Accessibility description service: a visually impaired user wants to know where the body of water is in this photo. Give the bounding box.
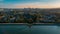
[0,24,60,34]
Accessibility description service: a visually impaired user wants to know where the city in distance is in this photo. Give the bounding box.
[0,8,60,24]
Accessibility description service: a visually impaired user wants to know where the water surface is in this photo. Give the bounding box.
[0,24,60,34]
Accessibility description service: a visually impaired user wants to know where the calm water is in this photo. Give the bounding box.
[0,24,60,34]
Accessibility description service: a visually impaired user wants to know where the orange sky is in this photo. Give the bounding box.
[16,4,60,8]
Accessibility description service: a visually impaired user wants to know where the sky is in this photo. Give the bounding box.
[0,0,60,8]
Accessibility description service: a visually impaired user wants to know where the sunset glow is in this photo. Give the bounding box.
[0,0,60,8]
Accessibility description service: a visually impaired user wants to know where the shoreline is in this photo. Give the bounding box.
[0,23,59,26]
[0,23,56,25]
[0,23,54,24]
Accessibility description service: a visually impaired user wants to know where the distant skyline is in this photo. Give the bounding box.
[0,0,60,8]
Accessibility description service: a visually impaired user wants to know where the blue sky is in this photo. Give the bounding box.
[2,0,55,4]
[0,0,60,8]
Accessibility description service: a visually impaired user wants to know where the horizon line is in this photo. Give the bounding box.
[1,7,60,9]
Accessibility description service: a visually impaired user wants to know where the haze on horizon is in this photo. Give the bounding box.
[0,0,60,8]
